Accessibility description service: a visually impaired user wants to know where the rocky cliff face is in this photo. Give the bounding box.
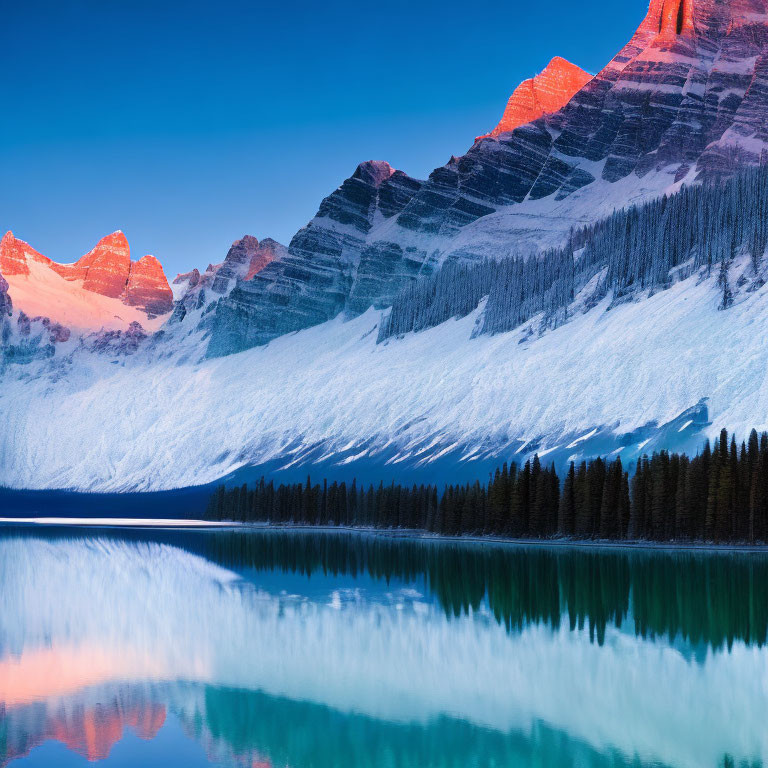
[76,231,132,298]
[203,0,768,356]
[211,235,262,295]
[124,255,176,315]
[0,232,48,276]
[480,57,592,139]
[0,273,11,317]
[206,161,420,356]
[0,231,174,321]
[169,235,283,327]
[525,0,768,188]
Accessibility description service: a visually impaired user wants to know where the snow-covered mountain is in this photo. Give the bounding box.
[1,230,173,326]
[4,0,768,493]
[204,0,768,356]
[0,231,174,364]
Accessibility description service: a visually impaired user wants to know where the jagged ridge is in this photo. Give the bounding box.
[202,0,768,356]
[0,230,174,318]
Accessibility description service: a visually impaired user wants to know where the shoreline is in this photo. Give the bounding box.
[229,523,768,553]
[0,517,227,528]
[3,517,768,553]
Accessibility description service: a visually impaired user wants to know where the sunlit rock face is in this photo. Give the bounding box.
[211,235,262,295]
[480,57,592,139]
[123,256,174,315]
[207,235,284,295]
[76,231,132,298]
[534,0,768,188]
[204,0,768,355]
[0,231,173,333]
[0,232,47,276]
[244,237,283,280]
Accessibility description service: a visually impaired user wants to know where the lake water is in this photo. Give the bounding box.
[1,526,767,768]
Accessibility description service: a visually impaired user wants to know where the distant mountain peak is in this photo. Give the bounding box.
[0,231,47,276]
[480,57,592,139]
[354,160,396,188]
[0,230,173,332]
[76,230,132,298]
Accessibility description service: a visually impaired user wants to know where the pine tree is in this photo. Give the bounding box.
[598,461,619,540]
[488,465,507,534]
[558,463,576,537]
[718,256,733,310]
[706,438,721,541]
[574,461,590,538]
[628,459,646,540]
[619,469,631,539]
[649,454,668,540]
[519,461,532,536]
[206,424,768,545]
[674,456,690,539]
[529,455,546,537]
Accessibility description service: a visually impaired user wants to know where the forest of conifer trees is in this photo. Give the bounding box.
[206,428,768,545]
[378,164,768,342]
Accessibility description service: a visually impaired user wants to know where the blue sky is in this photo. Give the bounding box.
[1,0,648,277]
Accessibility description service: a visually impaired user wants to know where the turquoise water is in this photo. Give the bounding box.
[1,527,767,767]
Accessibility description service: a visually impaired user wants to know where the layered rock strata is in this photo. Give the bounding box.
[204,0,768,356]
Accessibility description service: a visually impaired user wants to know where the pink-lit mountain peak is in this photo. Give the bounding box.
[483,57,592,138]
[1,230,132,281]
[0,230,174,327]
[480,0,768,143]
[634,0,768,42]
[0,231,47,277]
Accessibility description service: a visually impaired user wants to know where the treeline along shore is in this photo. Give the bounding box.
[206,429,768,545]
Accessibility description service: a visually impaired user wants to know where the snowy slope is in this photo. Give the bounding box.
[1,258,766,492]
[435,164,692,257]
[10,0,768,495]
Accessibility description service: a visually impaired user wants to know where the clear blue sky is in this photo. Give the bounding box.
[1,0,648,277]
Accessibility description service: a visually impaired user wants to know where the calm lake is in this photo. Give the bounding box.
[1,526,767,768]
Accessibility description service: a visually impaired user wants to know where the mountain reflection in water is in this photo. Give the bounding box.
[1,527,766,768]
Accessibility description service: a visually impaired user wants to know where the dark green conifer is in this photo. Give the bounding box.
[558,463,576,537]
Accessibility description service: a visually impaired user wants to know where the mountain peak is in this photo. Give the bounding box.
[124,254,173,315]
[354,160,396,188]
[1,231,47,276]
[234,234,260,251]
[79,231,132,298]
[0,231,173,329]
[101,230,128,246]
[481,57,592,139]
